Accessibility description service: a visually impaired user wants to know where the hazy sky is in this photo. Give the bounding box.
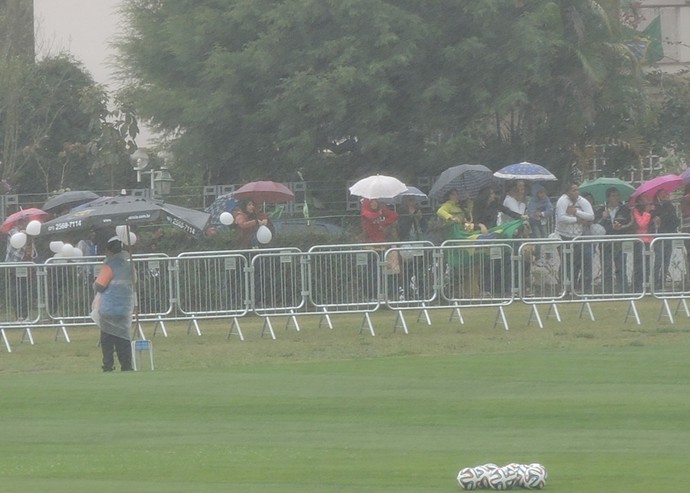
[33,0,154,144]
[34,0,123,89]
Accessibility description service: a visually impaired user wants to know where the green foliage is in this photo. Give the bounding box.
[116,1,652,187]
[643,70,690,170]
[134,223,350,256]
[0,54,140,194]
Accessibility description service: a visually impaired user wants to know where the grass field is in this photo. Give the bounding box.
[1,300,690,492]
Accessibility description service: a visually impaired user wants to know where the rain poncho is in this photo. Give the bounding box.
[96,251,134,340]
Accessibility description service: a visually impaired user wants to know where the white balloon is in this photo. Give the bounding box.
[72,248,84,257]
[61,243,75,257]
[10,232,27,249]
[122,232,137,246]
[219,211,234,225]
[26,220,42,236]
[256,225,272,244]
[49,241,64,253]
[116,226,130,243]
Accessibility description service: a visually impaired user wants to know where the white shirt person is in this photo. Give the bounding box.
[555,183,595,239]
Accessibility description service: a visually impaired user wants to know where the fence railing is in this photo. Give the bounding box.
[3,234,690,351]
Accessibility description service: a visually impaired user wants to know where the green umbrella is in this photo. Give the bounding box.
[579,177,635,205]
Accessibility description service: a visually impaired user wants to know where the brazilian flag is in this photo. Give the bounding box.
[625,15,663,65]
[447,219,526,268]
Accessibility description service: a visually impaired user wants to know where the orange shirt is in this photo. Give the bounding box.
[95,265,113,289]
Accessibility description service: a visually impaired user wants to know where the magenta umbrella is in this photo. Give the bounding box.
[1,208,49,234]
[233,181,295,203]
[681,167,690,184]
[630,174,684,203]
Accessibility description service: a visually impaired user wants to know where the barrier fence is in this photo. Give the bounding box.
[2,234,690,351]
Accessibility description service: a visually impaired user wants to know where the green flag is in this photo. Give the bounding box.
[641,15,663,64]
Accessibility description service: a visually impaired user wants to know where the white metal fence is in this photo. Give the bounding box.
[2,234,690,351]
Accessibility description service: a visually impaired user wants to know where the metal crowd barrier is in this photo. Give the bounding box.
[3,234,690,352]
[309,240,435,335]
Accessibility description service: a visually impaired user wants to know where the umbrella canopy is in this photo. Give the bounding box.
[1,208,49,234]
[348,174,407,199]
[429,164,493,200]
[494,161,557,181]
[579,177,635,204]
[42,190,100,213]
[233,181,294,203]
[630,174,684,203]
[71,196,113,211]
[380,186,428,204]
[41,195,211,237]
[204,193,240,225]
[680,167,690,184]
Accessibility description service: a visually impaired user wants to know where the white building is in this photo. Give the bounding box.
[637,0,690,73]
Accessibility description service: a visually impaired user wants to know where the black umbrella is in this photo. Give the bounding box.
[42,190,100,213]
[41,195,211,237]
[429,164,494,200]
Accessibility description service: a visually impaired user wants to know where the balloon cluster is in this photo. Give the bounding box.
[115,225,137,246]
[9,220,42,249]
[456,463,547,490]
[49,241,83,258]
[217,211,272,244]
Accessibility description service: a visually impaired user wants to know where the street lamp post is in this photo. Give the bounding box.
[130,149,175,199]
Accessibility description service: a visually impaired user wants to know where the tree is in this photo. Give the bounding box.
[116,0,650,187]
[0,53,140,194]
[642,70,690,172]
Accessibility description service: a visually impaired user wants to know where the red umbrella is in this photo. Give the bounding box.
[233,181,295,203]
[630,174,683,203]
[1,208,49,234]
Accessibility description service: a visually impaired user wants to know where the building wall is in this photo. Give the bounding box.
[638,0,690,72]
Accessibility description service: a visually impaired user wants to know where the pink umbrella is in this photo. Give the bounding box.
[630,174,684,203]
[681,167,690,184]
[1,208,49,234]
[233,181,295,203]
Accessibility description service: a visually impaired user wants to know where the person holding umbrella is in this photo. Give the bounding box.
[593,187,634,292]
[632,195,654,292]
[500,180,528,225]
[93,237,135,372]
[4,218,36,320]
[651,189,680,289]
[436,190,473,231]
[526,184,553,240]
[234,199,273,248]
[360,198,399,243]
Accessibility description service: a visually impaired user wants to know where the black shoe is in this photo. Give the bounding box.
[102,367,114,372]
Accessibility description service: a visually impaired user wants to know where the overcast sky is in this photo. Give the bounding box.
[33,0,154,144]
[34,0,122,88]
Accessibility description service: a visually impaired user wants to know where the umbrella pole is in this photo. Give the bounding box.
[125,224,143,340]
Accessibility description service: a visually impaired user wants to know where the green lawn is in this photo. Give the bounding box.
[1,301,690,492]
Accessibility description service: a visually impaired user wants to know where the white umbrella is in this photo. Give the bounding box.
[380,186,428,204]
[348,174,407,199]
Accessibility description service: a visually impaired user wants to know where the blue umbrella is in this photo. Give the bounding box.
[205,193,240,225]
[494,161,557,181]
